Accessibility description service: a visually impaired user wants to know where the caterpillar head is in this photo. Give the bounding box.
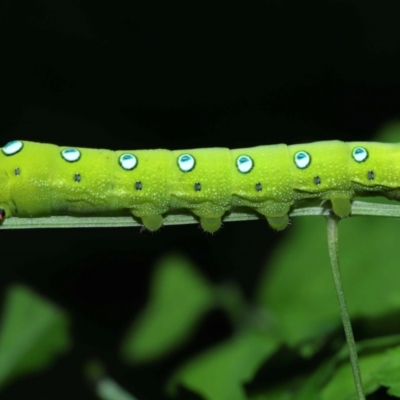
[0,140,23,220]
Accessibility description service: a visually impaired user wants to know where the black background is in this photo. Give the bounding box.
[1,1,400,399]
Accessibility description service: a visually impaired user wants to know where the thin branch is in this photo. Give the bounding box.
[326,214,365,400]
[1,200,400,229]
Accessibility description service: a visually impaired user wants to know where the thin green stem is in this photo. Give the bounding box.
[2,200,400,229]
[326,214,365,400]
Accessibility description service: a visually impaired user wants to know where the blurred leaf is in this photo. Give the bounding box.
[168,330,279,400]
[120,254,215,363]
[249,394,276,400]
[255,216,339,347]
[261,381,319,400]
[255,337,400,400]
[256,214,400,347]
[256,123,400,349]
[0,284,70,391]
[322,342,400,399]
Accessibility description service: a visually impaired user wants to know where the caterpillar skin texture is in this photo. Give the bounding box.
[1,140,400,232]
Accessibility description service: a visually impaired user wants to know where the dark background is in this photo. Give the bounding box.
[1,1,400,399]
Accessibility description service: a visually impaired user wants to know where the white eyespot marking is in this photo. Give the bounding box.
[236,155,253,173]
[352,147,368,163]
[2,140,23,156]
[294,151,311,169]
[119,153,137,170]
[61,148,81,162]
[178,154,195,172]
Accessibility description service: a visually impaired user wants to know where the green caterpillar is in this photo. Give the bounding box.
[0,140,398,232]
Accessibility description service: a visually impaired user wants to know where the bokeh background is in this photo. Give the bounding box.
[1,2,400,399]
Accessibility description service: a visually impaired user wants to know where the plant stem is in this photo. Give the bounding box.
[326,214,365,400]
[3,200,400,230]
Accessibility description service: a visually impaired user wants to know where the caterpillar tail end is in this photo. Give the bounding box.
[140,214,164,231]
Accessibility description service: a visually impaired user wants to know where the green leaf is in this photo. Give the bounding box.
[0,284,70,391]
[167,330,279,400]
[259,213,400,347]
[256,124,400,350]
[255,216,339,347]
[255,337,400,400]
[120,254,215,363]
[322,343,400,399]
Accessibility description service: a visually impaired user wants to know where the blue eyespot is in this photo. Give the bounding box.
[236,155,253,173]
[2,140,23,156]
[178,154,195,172]
[294,151,311,169]
[119,153,137,170]
[61,148,81,162]
[352,147,368,163]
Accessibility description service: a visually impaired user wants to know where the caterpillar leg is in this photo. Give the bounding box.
[200,217,222,233]
[266,215,289,230]
[259,204,291,230]
[330,197,352,218]
[140,214,164,231]
[0,208,7,224]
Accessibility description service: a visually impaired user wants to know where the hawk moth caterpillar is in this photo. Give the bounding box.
[1,140,398,232]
